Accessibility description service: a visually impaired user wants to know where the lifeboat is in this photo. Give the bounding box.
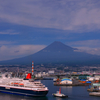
[14,83,18,84]
[19,83,24,86]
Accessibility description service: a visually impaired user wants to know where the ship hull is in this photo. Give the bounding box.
[0,86,48,96]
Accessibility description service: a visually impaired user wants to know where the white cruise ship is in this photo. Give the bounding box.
[0,73,48,96]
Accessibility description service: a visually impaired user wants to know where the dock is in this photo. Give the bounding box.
[54,82,90,86]
[54,79,91,86]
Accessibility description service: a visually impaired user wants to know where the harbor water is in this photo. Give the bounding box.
[0,80,100,100]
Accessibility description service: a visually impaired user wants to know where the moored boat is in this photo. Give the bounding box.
[52,88,68,98]
[89,92,100,96]
[87,83,100,92]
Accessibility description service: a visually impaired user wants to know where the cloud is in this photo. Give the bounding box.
[0,0,100,33]
[68,40,100,48]
[67,40,100,55]
[0,30,19,35]
[0,41,15,45]
[74,47,100,55]
[0,44,46,61]
[71,8,100,32]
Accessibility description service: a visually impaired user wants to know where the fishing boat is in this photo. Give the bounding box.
[52,88,68,98]
[87,83,100,92]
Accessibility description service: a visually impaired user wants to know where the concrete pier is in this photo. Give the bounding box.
[54,79,91,86]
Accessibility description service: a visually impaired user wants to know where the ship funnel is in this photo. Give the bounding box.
[26,73,31,79]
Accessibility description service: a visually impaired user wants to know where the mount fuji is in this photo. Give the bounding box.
[0,41,100,65]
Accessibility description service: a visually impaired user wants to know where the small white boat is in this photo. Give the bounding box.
[52,88,68,98]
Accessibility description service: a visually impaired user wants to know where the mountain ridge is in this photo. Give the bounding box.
[0,41,100,65]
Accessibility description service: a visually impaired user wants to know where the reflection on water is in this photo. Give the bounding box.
[61,86,72,89]
[61,86,72,94]
[54,97,63,100]
[52,96,68,100]
[0,92,48,100]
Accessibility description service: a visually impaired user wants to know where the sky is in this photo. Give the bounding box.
[0,0,100,61]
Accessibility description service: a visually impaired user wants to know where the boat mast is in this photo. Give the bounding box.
[59,88,61,94]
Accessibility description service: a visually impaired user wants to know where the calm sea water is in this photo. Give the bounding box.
[0,80,100,100]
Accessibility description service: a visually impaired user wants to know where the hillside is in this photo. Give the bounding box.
[0,41,100,65]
